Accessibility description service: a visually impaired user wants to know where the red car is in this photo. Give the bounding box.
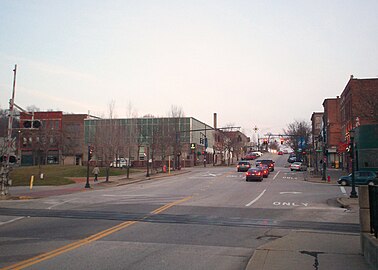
[259,164,270,178]
[277,151,283,155]
[243,153,257,160]
[246,168,263,182]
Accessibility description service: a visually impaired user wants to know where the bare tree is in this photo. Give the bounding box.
[221,123,241,165]
[167,105,185,169]
[93,101,122,182]
[168,105,185,118]
[283,120,311,154]
[126,101,138,118]
[26,105,40,112]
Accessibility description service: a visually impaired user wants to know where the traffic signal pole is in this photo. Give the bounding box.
[1,65,17,197]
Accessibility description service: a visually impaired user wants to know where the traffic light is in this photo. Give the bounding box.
[280,138,284,145]
[0,155,17,164]
[23,120,42,129]
[89,147,94,160]
[199,138,203,144]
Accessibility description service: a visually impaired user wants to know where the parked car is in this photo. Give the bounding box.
[256,159,275,171]
[242,153,257,160]
[259,164,270,178]
[237,161,251,172]
[287,156,303,163]
[252,151,263,157]
[110,158,130,168]
[290,162,307,171]
[337,171,378,186]
[246,168,264,182]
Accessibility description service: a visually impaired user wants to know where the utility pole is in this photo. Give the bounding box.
[1,65,17,196]
[253,126,259,151]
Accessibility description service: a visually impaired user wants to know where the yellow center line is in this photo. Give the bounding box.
[150,196,192,215]
[2,196,192,270]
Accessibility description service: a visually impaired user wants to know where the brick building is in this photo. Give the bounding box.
[61,114,90,165]
[340,76,378,172]
[340,76,378,138]
[322,98,342,168]
[20,111,90,166]
[20,111,63,165]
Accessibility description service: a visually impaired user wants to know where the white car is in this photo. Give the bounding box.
[290,162,307,171]
[110,158,130,168]
[252,151,263,157]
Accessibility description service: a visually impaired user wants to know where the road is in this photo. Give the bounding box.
[0,153,358,270]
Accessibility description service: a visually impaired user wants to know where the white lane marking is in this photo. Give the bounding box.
[246,189,266,207]
[340,186,347,195]
[47,198,76,210]
[273,170,280,180]
[273,202,309,207]
[0,216,24,226]
[209,173,217,177]
[102,194,147,197]
[280,192,302,194]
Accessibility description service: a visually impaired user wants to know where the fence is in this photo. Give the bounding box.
[369,185,378,238]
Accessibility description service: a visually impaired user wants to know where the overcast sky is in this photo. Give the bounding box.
[1,0,377,138]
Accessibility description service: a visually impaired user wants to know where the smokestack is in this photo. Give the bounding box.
[213,113,217,129]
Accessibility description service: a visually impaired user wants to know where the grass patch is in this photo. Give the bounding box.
[9,165,141,186]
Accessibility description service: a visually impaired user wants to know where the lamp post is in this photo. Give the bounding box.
[85,145,91,188]
[146,147,150,177]
[349,129,358,198]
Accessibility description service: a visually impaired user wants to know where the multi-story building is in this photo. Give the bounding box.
[20,111,63,165]
[340,76,378,172]
[340,76,378,137]
[20,111,91,166]
[84,116,249,168]
[61,114,90,166]
[84,117,215,168]
[322,98,342,168]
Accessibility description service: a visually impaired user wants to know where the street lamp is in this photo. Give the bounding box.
[349,129,358,198]
[85,145,91,189]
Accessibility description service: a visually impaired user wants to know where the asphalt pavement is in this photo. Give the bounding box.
[1,165,373,269]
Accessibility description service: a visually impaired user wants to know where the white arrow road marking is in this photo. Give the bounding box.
[0,217,24,226]
[209,173,217,177]
[246,189,266,207]
[340,186,347,195]
[280,192,302,194]
[47,198,76,210]
[273,170,280,180]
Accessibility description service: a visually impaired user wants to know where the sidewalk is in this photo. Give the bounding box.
[246,176,373,270]
[304,168,345,184]
[246,230,372,270]
[3,168,191,200]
